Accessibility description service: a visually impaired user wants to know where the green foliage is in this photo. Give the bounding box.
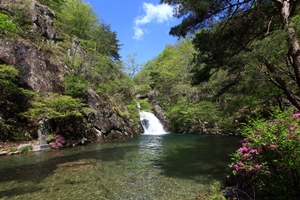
[209,181,226,200]
[11,4,31,36]
[0,64,19,92]
[0,65,36,142]
[47,134,55,143]
[162,0,300,110]
[23,93,86,119]
[56,0,97,40]
[124,52,143,79]
[135,38,231,132]
[0,13,17,38]
[0,0,138,143]
[19,145,33,153]
[230,109,300,199]
[0,122,12,142]
[137,99,151,112]
[133,60,154,85]
[55,0,121,60]
[37,0,65,11]
[125,101,140,133]
[135,84,151,97]
[0,64,35,103]
[63,75,88,98]
[167,100,221,132]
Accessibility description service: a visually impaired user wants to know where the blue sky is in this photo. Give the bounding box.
[86,0,181,66]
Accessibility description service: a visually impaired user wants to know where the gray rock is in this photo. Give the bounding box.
[0,151,8,156]
[17,144,32,151]
[32,144,50,151]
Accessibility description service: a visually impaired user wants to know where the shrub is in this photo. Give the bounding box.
[48,134,65,149]
[23,93,86,119]
[230,109,300,199]
[137,99,151,112]
[63,75,88,99]
[0,13,17,38]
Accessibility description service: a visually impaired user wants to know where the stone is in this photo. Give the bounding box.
[8,151,20,155]
[17,144,32,151]
[0,151,8,156]
[32,144,50,151]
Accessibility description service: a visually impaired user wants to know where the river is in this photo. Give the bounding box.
[0,133,241,200]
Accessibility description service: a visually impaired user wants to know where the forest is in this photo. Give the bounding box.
[1,0,300,199]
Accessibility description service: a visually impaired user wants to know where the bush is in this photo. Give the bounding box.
[0,13,17,38]
[63,75,88,98]
[137,99,151,112]
[23,93,86,119]
[230,109,300,199]
[47,134,65,148]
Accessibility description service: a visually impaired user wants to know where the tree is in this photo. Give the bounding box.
[124,52,143,79]
[36,0,65,11]
[161,0,300,110]
[56,0,121,61]
[23,93,86,119]
[56,0,97,40]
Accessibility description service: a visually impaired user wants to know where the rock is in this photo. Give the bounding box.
[8,151,20,155]
[0,39,63,93]
[0,0,64,93]
[0,151,8,156]
[32,144,50,151]
[0,0,59,41]
[17,144,32,151]
[0,0,137,145]
[84,88,136,142]
[151,104,169,131]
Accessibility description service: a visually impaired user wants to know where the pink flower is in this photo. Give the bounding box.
[292,113,300,118]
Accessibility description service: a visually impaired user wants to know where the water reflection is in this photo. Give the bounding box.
[138,135,163,154]
[155,135,241,184]
[138,135,165,168]
[0,134,241,199]
[0,145,134,183]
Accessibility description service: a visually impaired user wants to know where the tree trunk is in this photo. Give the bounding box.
[270,0,300,110]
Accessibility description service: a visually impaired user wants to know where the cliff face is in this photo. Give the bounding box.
[0,0,62,92]
[0,0,137,144]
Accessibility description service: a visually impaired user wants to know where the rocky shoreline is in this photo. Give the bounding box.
[0,140,39,156]
[0,131,241,157]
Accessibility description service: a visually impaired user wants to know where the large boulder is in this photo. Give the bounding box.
[85,88,136,142]
[0,38,63,92]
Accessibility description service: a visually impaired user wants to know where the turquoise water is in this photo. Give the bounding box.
[0,134,241,200]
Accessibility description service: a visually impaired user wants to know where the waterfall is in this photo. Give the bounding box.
[140,111,167,135]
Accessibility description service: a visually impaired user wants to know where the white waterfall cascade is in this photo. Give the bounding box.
[140,111,168,135]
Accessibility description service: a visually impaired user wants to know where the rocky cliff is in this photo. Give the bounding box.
[0,0,138,145]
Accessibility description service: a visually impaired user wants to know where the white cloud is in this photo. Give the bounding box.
[133,27,144,40]
[133,2,173,40]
